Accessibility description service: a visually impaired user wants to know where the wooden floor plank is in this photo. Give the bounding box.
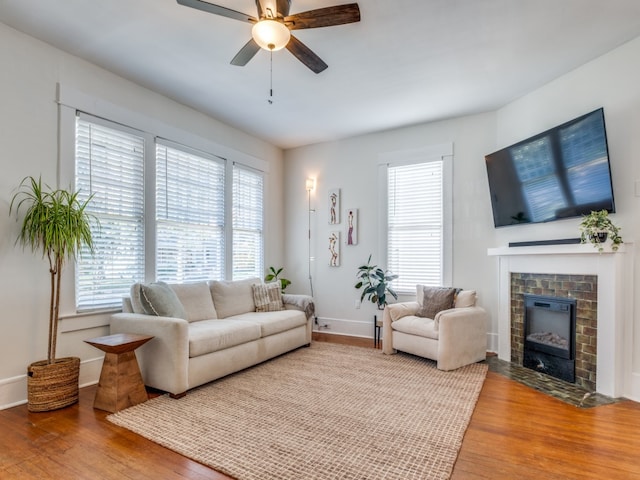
[2,337,640,479]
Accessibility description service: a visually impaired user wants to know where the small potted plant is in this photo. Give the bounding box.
[264,266,291,292]
[354,255,398,309]
[10,176,96,411]
[579,209,623,252]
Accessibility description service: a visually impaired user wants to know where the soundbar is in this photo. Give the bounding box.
[508,238,581,248]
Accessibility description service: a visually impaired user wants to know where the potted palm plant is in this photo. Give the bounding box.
[10,176,96,412]
[354,254,398,309]
[579,209,623,252]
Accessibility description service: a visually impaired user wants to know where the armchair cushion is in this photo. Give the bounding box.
[391,316,439,340]
[417,286,457,319]
[454,290,477,308]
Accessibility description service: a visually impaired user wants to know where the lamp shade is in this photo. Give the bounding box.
[252,20,291,51]
[305,178,316,191]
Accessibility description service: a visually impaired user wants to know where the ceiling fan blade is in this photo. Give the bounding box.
[286,35,328,74]
[276,0,291,17]
[177,0,256,23]
[285,3,360,30]
[255,0,265,18]
[230,38,261,66]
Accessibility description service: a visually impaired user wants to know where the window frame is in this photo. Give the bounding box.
[378,144,453,296]
[58,84,268,315]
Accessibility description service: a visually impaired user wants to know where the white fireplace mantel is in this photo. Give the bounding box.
[488,242,634,398]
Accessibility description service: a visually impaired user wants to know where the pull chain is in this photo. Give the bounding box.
[268,48,274,104]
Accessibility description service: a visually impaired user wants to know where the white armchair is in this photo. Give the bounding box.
[382,288,488,370]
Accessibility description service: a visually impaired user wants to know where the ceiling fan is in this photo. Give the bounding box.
[177,0,361,73]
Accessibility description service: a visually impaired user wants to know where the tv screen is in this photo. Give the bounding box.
[485,108,615,228]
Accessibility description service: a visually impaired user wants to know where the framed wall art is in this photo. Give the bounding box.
[345,208,358,245]
[328,188,340,225]
[329,231,340,267]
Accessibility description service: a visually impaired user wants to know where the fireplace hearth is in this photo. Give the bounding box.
[523,294,576,383]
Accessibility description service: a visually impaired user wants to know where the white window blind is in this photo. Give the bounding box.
[387,160,443,293]
[232,164,264,280]
[75,116,145,310]
[156,142,226,283]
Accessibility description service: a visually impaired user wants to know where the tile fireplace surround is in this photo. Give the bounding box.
[488,243,634,399]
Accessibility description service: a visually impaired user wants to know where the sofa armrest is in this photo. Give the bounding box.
[110,313,190,396]
[382,301,420,354]
[282,293,315,320]
[435,306,488,371]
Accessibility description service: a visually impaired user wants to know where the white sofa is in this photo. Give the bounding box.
[110,278,314,397]
[382,287,487,370]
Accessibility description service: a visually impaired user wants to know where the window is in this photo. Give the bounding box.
[381,144,452,295]
[75,115,145,311]
[156,142,226,283]
[74,115,265,311]
[232,164,264,280]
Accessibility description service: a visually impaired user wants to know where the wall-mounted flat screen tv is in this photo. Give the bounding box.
[485,108,615,228]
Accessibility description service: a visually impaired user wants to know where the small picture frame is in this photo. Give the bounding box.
[329,231,340,267]
[328,188,340,225]
[345,208,358,245]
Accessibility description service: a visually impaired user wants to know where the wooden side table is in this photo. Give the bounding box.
[85,333,154,413]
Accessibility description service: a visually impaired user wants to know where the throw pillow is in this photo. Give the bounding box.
[252,282,284,312]
[417,286,457,319]
[139,281,187,319]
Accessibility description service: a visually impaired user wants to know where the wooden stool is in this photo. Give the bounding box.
[85,333,154,413]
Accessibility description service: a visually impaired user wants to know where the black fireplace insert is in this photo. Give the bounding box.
[522,294,576,383]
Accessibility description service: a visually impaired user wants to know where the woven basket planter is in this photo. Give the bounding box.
[27,356,80,412]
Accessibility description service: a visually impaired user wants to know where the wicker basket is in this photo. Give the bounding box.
[27,356,80,412]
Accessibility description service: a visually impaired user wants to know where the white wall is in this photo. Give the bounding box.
[0,23,284,408]
[284,34,640,399]
[283,113,497,338]
[493,35,640,398]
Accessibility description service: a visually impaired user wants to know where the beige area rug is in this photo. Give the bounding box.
[108,342,487,480]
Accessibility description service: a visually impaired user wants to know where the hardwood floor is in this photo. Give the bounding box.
[2,335,639,479]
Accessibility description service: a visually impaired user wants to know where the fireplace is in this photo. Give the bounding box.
[489,243,634,400]
[523,294,576,383]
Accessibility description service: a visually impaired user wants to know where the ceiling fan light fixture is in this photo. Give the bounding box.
[252,19,291,51]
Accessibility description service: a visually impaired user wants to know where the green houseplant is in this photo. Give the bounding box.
[10,176,96,411]
[579,209,623,252]
[264,266,291,292]
[354,254,398,309]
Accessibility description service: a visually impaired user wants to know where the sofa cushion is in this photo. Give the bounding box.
[252,282,284,312]
[417,286,457,319]
[391,315,439,340]
[137,281,187,319]
[209,277,259,318]
[228,310,307,337]
[170,282,217,322]
[188,320,261,357]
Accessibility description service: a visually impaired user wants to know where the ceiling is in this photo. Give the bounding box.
[2,0,640,150]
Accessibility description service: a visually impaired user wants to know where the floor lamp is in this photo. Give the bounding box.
[305,178,316,297]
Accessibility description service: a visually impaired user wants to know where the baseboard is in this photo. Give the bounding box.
[628,372,640,403]
[0,356,103,410]
[312,316,376,338]
[486,332,499,354]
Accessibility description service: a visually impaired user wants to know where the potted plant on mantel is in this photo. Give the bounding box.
[578,209,623,253]
[354,254,398,309]
[10,176,96,412]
